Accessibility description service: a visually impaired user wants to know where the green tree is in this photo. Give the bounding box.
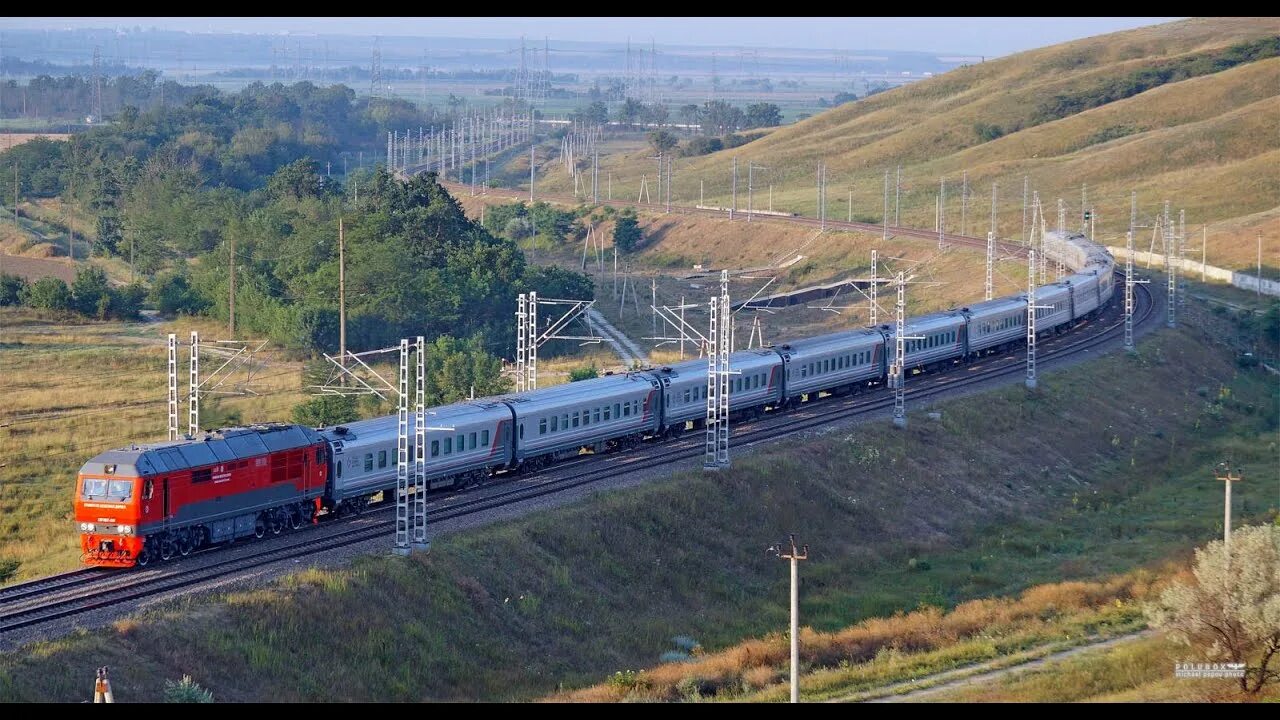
[291,395,359,428]
[266,158,326,201]
[1148,525,1280,694]
[21,276,72,312]
[0,273,28,306]
[613,210,643,254]
[744,103,782,128]
[164,675,214,703]
[149,272,210,317]
[421,335,510,406]
[71,266,111,318]
[648,130,678,155]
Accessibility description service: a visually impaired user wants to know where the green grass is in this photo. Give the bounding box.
[0,301,1275,701]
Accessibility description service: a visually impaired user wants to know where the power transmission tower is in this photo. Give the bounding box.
[704,271,731,469]
[869,249,879,326]
[167,334,179,441]
[1164,200,1176,328]
[188,331,200,437]
[890,273,921,428]
[1026,249,1052,390]
[90,46,103,122]
[369,39,383,98]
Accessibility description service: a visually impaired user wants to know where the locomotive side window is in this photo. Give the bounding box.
[143,478,154,500]
[316,448,323,464]
[336,462,343,478]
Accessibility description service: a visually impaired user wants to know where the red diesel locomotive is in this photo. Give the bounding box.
[75,424,327,567]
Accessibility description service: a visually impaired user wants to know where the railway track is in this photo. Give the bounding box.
[0,278,1155,639]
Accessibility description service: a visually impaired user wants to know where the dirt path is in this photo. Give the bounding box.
[837,631,1152,703]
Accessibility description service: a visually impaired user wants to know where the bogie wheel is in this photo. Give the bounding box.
[178,530,194,557]
[135,542,151,567]
[269,511,284,535]
[159,537,175,561]
[254,516,267,539]
[289,506,305,531]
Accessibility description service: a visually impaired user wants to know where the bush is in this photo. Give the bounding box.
[569,365,599,382]
[973,122,1005,143]
[0,273,27,306]
[21,276,72,311]
[109,283,147,320]
[164,674,214,703]
[679,136,723,157]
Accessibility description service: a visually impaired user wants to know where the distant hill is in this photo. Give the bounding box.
[669,18,1279,271]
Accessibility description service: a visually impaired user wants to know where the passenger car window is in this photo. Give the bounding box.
[432,440,440,457]
[481,430,490,446]
[378,450,387,468]
[364,453,373,472]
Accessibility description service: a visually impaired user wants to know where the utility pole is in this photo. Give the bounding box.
[937,177,945,248]
[228,233,236,337]
[529,142,535,203]
[895,164,901,226]
[1258,233,1263,297]
[960,170,968,236]
[772,535,809,704]
[1214,462,1244,550]
[730,156,737,220]
[1021,175,1028,243]
[338,218,347,378]
[882,169,889,241]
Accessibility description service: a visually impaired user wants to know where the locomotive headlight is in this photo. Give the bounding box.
[79,522,96,532]
[118,525,134,536]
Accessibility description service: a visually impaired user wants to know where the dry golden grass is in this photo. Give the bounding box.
[549,571,1166,702]
[0,311,307,580]
[527,19,1279,274]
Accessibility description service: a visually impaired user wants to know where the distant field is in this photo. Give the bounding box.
[0,133,71,150]
[0,254,75,284]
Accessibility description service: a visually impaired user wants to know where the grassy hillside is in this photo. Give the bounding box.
[534,19,1279,275]
[1,290,1274,700]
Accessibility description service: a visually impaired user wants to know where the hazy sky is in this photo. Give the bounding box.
[2,17,1181,56]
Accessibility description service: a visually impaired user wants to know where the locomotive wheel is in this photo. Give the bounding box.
[254,516,267,539]
[289,506,305,530]
[269,511,284,535]
[135,543,151,567]
[178,530,194,557]
[159,538,175,561]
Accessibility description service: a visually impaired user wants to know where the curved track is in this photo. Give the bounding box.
[0,278,1155,639]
